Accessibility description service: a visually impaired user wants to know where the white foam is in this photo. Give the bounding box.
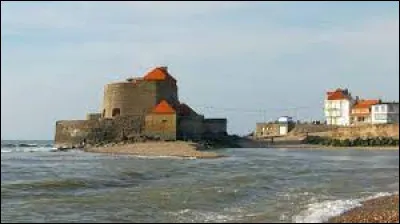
[1,147,55,153]
[131,155,197,160]
[168,209,235,223]
[292,192,396,223]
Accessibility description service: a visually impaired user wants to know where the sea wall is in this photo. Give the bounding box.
[54,116,143,149]
[330,124,399,139]
[288,124,335,135]
[54,120,102,149]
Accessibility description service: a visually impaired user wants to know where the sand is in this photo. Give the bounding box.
[84,141,223,159]
[329,195,399,223]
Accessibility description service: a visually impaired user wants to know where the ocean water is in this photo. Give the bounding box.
[1,140,399,223]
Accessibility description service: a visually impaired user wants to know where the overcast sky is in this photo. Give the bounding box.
[1,1,399,140]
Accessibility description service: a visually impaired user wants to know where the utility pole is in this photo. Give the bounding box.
[262,109,266,123]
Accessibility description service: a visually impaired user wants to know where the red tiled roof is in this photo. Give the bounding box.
[152,100,176,114]
[327,89,350,100]
[352,99,380,109]
[143,67,177,82]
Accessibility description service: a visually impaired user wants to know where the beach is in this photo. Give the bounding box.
[84,141,223,159]
[329,194,399,223]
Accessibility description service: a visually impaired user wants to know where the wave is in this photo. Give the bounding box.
[292,192,396,223]
[1,147,56,153]
[1,141,55,153]
[2,171,154,192]
[131,155,197,160]
[1,143,43,148]
[167,209,237,223]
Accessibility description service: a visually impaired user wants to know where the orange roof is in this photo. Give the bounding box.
[352,99,380,109]
[151,100,176,114]
[143,67,177,82]
[327,89,350,100]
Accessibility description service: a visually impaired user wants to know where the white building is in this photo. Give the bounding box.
[277,116,293,135]
[278,116,293,123]
[371,102,399,124]
[324,88,354,126]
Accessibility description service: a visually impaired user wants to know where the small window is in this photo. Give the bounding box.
[112,108,121,117]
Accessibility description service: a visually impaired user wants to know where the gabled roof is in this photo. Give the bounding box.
[177,103,198,116]
[352,99,380,109]
[151,100,176,114]
[326,89,351,100]
[143,67,177,82]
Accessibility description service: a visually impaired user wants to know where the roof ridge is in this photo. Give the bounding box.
[151,100,176,114]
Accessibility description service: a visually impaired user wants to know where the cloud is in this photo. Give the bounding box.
[1,2,399,139]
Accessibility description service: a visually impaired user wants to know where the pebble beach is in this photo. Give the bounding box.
[329,195,399,223]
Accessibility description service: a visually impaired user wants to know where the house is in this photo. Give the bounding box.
[324,88,354,126]
[371,102,399,124]
[350,99,380,125]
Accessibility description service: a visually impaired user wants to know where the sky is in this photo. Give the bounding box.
[1,1,399,140]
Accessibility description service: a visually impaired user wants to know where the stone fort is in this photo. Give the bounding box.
[55,66,227,148]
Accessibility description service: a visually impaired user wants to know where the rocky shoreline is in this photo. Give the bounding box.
[328,195,399,223]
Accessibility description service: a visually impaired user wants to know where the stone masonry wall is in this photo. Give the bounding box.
[288,124,336,136]
[54,120,102,149]
[178,116,204,140]
[144,114,177,140]
[102,81,157,118]
[330,124,399,139]
[54,116,144,149]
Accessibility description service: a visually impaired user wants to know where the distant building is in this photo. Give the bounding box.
[350,99,380,125]
[277,116,294,135]
[255,116,295,138]
[371,102,399,124]
[324,88,354,126]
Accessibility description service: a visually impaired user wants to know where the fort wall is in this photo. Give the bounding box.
[203,119,227,138]
[144,114,177,140]
[102,81,158,118]
[54,116,144,149]
[178,115,205,140]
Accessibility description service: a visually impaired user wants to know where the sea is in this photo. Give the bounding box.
[1,140,399,223]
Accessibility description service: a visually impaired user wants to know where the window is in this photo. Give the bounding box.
[112,108,121,117]
[375,114,387,120]
[102,109,106,117]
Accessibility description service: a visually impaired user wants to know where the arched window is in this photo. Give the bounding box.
[112,108,121,117]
